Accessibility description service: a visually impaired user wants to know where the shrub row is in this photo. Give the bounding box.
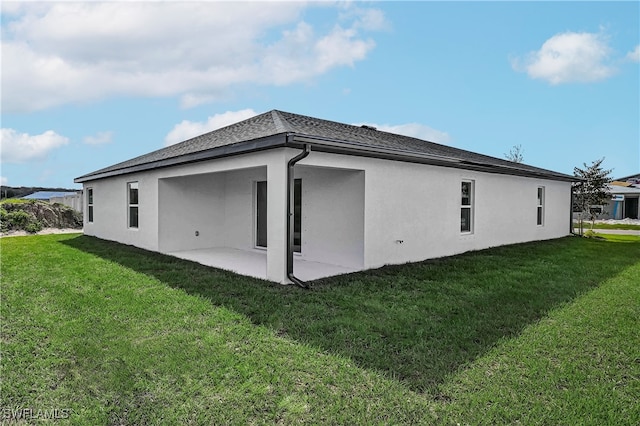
[0,207,43,233]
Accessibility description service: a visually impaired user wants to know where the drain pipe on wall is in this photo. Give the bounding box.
[287,144,311,288]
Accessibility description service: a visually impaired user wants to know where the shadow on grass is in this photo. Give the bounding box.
[62,236,640,394]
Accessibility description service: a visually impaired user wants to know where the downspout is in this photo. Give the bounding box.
[287,144,311,288]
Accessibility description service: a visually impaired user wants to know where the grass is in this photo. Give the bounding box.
[573,221,640,231]
[437,259,640,424]
[0,198,34,205]
[593,233,640,243]
[2,234,639,424]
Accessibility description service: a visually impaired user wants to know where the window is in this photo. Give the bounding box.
[256,181,268,248]
[255,179,302,252]
[128,182,139,228]
[461,180,474,233]
[537,187,545,226]
[86,188,94,223]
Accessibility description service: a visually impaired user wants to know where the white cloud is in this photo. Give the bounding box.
[0,128,70,163]
[352,8,388,32]
[1,176,8,185]
[165,111,452,147]
[83,131,113,145]
[512,31,615,84]
[164,109,258,146]
[180,94,219,110]
[357,122,451,145]
[2,2,385,112]
[626,45,640,62]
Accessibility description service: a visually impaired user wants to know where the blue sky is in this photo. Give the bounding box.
[1,1,638,189]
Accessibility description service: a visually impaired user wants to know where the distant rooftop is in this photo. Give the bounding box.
[608,185,640,194]
[22,191,78,200]
[616,172,640,183]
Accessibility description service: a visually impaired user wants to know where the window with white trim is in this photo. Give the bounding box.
[461,180,474,233]
[537,186,545,226]
[86,188,93,222]
[87,188,94,223]
[128,182,139,228]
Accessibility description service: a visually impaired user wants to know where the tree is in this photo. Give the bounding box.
[504,144,524,163]
[572,158,612,233]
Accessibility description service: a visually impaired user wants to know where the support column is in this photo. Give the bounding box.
[266,150,289,284]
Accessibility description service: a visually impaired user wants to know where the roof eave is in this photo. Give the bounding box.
[289,134,576,182]
[75,131,576,184]
[74,134,288,183]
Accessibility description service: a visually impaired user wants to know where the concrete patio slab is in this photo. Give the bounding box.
[166,247,359,282]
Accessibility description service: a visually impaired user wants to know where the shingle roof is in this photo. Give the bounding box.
[616,172,640,182]
[608,184,640,194]
[76,110,574,182]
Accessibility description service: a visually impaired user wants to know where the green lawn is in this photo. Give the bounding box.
[573,221,640,231]
[594,233,640,243]
[2,234,639,424]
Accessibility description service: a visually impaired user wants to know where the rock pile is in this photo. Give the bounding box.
[1,200,83,233]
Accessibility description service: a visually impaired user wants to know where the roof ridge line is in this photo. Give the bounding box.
[271,110,290,133]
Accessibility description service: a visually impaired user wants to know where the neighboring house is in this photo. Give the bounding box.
[22,191,83,212]
[601,174,640,220]
[75,110,575,284]
[616,173,640,185]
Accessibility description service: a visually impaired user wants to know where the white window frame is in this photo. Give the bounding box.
[537,186,545,226]
[127,181,139,229]
[86,187,94,223]
[461,180,474,234]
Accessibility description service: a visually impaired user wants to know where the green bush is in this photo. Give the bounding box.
[583,230,604,239]
[2,209,42,233]
[24,220,43,233]
[7,210,31,228]
[0,208,8,231]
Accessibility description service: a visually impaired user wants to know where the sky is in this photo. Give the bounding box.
[1,1,639,189]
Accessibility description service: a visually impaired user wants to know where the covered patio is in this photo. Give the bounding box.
[166,247,360,281]
[157,159,365,283]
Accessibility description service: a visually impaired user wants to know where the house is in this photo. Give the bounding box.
[75,110,575,285]
[22,191,77,200]
[22,191,83,212]
[601,174,640,220]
